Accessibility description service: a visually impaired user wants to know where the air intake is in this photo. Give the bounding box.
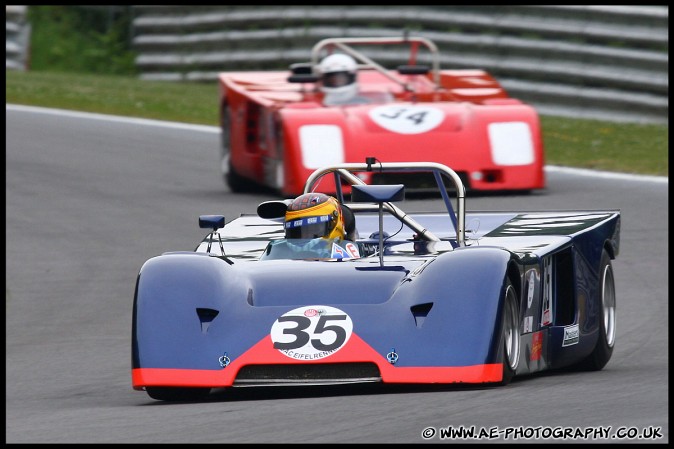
[234,363,381,387]
[196,308,219,333]
[410,302,433,328]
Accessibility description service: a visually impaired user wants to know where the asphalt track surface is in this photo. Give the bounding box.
[6,105,668,444]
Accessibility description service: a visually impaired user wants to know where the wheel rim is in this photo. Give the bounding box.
[602,264,616,347]
[504,284,520,370]
[220,108,231,176]
[221,153,230,176]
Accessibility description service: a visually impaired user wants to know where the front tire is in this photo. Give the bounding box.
[146,387,211,402]
[220,105,258,193]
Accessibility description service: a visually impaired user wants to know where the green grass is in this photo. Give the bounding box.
[6,70,218,126]
[6,69,668,177]
[540,116,668,177]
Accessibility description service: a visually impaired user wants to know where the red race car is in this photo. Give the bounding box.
[218,36,545,196]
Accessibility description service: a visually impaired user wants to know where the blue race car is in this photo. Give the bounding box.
[132,161,619,401]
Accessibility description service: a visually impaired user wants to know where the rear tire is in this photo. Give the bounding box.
[576,249,616,371]
[146,387,211,402]
[500,278,520,385]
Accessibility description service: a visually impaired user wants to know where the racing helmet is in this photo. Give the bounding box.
[285,193,345,240]
[318,53,358,103]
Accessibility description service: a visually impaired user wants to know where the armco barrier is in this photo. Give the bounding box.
[130,5,668,124]
[5,5,30,71]
[6,6,668,124]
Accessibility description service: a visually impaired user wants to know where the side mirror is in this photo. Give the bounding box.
[397,65,430,76]
[289,62,313,75]
[288,63,319,83]
[199,215,225,230]
[198,215,231,263]
[257,200,292,219]
[287,74,319,84]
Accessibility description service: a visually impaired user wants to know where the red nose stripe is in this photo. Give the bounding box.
[133,333,503,388]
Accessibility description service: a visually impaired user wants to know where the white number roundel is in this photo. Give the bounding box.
[368,105,444,134]
[271,305,353,360]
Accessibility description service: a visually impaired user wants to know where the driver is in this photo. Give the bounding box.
[319,53,370,106]
[262,193,361,260]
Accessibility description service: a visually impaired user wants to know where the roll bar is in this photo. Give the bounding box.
[310,36,441,90]
[303,162,466,247]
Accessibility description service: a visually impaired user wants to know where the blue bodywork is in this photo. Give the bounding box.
[132,163,620,395]
[133,210,619,375]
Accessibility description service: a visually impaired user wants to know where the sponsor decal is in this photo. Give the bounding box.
[541,257,553,326]
[562,324,580,347]
[271,305,353,360]
[345,242,360,258]
[368,105,444,134]
[527,271,535,309]
[331,242,360,259]
[285,215,331,229]
[523,316,533,333]
[531,331,542,361]
[331,242,346,259]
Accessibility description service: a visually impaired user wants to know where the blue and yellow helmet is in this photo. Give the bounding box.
[284,193,345,240]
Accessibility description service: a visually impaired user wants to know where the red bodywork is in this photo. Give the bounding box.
[218,43,545,196]
[133,332,502,389]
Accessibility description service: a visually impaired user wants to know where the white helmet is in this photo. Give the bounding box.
[318,53,358,104]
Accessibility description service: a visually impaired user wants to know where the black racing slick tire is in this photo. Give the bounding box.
[146,387,211,402]
[500,278,520,385]
[220,105,257,193]
[576,249,616,371]
[219,105,232,187]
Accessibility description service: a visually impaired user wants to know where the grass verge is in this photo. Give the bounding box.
[6,69,668,177]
